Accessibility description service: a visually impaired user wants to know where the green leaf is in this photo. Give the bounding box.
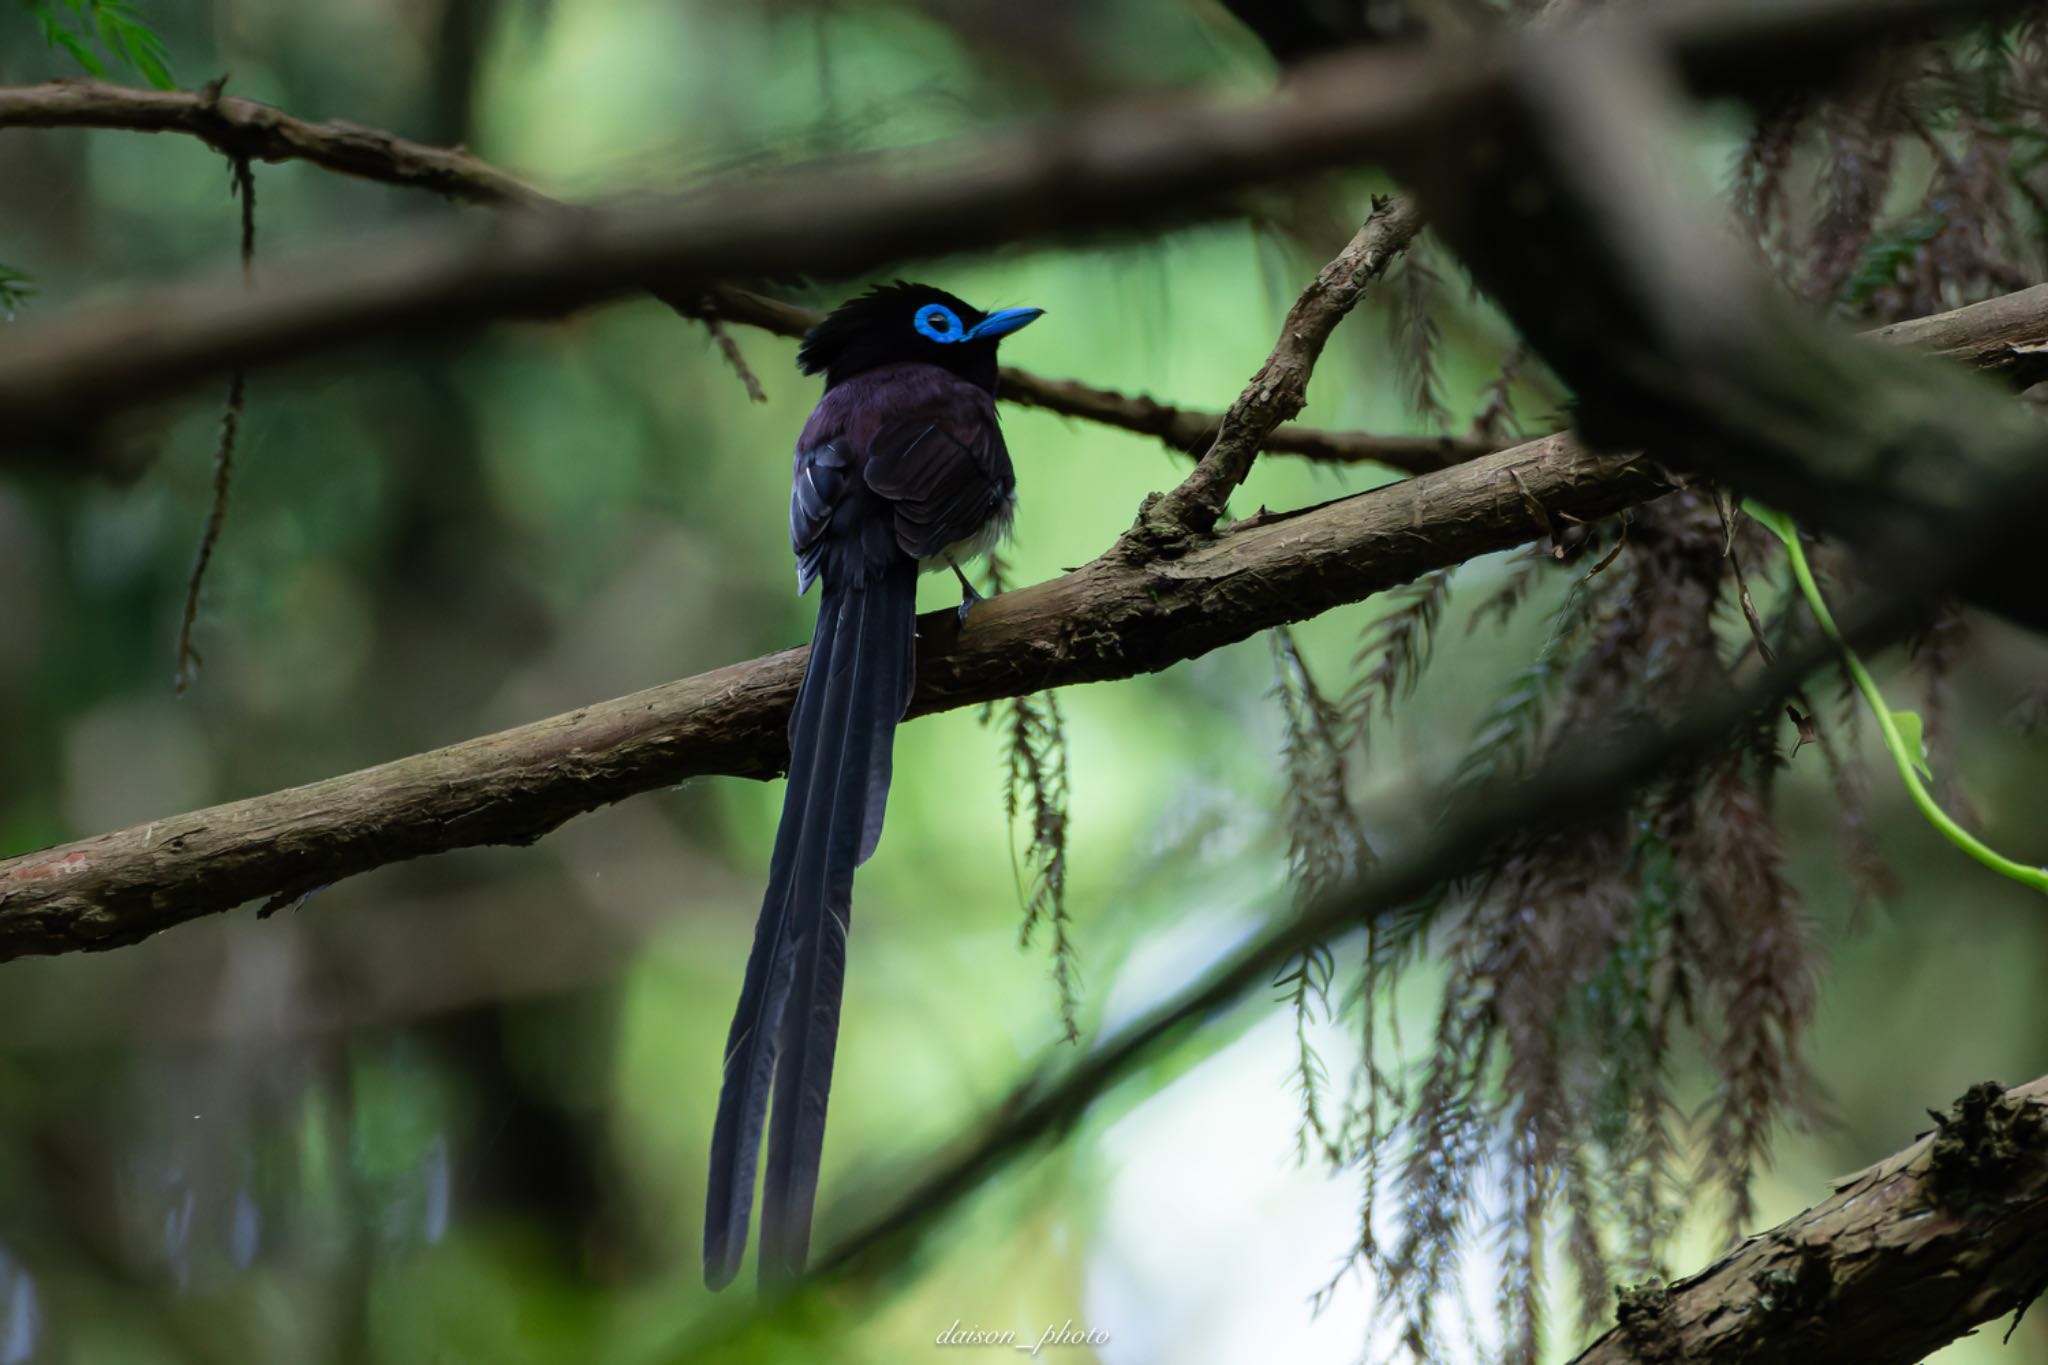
[108,18,174,88]
[1890,709,1934,781]
[0,264,34,320]
[133,47,173,89]
[46,24,108,75]
[21,0,176,87]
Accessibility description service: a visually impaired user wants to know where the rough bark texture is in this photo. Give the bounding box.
[1873,281,2048,386]
[0,434,1659,959]
[1572,1078,2048,1365]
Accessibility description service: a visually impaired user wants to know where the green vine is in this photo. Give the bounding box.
[1746,501,2048,896]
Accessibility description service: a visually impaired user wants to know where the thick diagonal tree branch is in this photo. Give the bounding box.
[0,0,2023,455]
[804,1016,2048,1365]
[1,0,2038,964]
[5,263,2047,960]
[798,628,1884,1295]
[0,433,1666,960]
[0,79,1463,475]
[681,504,2048,1360]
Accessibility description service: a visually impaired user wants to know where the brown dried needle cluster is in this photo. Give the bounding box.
[1737,18,2048,321]
[1272,497,1842,1362]
[981,554,1082,1043]
[1251,97,2048,1346]
[1249,19,2048,1356]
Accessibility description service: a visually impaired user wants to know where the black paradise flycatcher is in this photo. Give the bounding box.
[703,282,1043,1291]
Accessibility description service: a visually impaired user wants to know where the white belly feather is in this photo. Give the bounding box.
[919,496,1015,574]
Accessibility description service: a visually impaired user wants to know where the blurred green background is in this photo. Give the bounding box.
[2,2,2046,1361]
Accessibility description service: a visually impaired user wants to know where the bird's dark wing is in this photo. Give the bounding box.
[862,403,1015,561]
[788,437,847,586]
[790,438,893,597]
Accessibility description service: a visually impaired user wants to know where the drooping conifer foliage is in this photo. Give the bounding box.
[1242,6,2048,1361]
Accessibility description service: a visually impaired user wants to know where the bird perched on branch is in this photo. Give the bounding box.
[703,282,1043,1291]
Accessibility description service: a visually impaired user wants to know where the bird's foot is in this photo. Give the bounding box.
[947,555,985,622]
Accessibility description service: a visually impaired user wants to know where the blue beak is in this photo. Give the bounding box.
[967,306,1044,341]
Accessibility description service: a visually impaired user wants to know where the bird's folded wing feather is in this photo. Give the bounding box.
[863,407,1014,560]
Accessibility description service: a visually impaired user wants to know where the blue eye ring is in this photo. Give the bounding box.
[914,304,964,343]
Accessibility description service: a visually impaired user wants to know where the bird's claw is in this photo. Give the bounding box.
[946,555,984,624]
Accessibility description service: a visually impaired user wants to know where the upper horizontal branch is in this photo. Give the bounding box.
[700,283,1490,473]
[0,77,542,204]
[0,432,1664,960]
[0,80,1466,475]
[996,368,1492,471]
[0,54,1484,451]
[0,0,2008,453]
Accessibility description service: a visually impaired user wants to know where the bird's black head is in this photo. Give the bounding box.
[796,281,1043,394]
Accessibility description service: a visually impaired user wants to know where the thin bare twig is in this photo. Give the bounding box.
[1715,489,1776,666]
[673,288,1492,473]
[173,153,256,694]
[701,313,766,403]
[1138,196,1426,539]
